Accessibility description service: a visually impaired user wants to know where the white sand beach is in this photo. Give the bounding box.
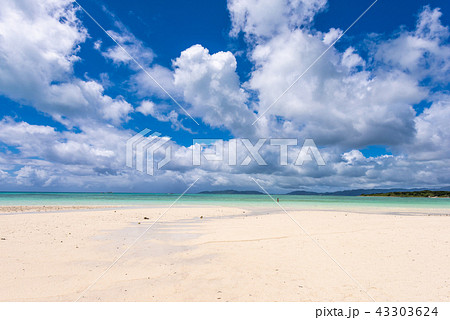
[0,205,449,302]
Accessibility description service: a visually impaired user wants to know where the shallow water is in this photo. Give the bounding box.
[0,192,449,209]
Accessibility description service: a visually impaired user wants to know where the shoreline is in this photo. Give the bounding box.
[1,204,450,216]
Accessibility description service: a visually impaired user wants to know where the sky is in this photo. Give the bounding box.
[0,0,449,193]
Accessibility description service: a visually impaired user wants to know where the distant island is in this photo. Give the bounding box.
[198,187,450,196]
[287,187,450,196]
[361,190,450,198]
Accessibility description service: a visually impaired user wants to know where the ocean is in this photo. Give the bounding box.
[0,192,449,209]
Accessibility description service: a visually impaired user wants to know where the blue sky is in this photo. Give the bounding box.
[0,0,449,192]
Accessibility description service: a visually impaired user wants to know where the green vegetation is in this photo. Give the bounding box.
[361,190,450,198]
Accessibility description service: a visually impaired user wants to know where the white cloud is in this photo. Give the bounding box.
[136,100,192,132]
[1,114,449,191]
[16,166,51,186]
[136,100,156,116]
[376,6,450,84]
[130,64,183,102]
[173,44,255,136]
[0,169,8,181]
[0,118,124,166]
[247,28,426,147]
[228,0,327,39]
[77,81,133,125]
[100,28,154,67]
[322,27,342,45]
[0,1,450,192]
[342,150,365,164]
[404,96,450,161]
[0,0,86,100]
[0,0,133,126]
[93,39,102,50]
[341,47,364,69]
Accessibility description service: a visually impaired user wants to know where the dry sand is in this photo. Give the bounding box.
[0,205,449,301]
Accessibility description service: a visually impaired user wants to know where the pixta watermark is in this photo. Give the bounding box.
[126,129,325,175]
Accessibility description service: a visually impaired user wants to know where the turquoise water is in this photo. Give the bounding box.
[0,192,449,209]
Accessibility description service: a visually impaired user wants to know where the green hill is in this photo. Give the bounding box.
[361,190,450,198]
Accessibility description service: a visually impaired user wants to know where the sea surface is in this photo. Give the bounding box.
[0,192,449,209]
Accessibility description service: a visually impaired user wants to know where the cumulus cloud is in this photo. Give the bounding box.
[0,0,449,192]
[131,64,181,99]
[136,100,192,132]
[404,96,450,161]
[173,44,255,136]
[0,118,123,167]
[15,166,52,187]
[228,0,327,39]
[99,28,155,67]
[0,0,133,126]
[0,0,86,101]
[136,100,156,116]
[322,27,343,45]
[375,6,450,84]
[247,28,426,148]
